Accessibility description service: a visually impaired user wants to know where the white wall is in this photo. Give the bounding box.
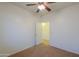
[0,3,38,56]
[44,5,79,54]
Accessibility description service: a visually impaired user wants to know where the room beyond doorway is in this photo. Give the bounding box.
[36,21,50,45]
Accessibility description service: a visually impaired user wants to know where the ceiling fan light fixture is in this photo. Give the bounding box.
[38,4,45,10]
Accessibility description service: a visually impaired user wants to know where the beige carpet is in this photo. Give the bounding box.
[9,43,79,57]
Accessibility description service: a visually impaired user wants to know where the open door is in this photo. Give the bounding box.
[36,21,50,45]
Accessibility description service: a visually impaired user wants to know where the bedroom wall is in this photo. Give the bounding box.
[0,3,38,56]
[44,4,79,54]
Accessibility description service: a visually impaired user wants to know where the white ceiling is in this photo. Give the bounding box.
[10,2,79,16]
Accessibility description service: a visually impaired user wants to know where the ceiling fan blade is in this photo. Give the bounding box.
[48,2,56,4]
[43,4,51,12]
[38,2,44,4]
[26,4,36,6]
[45,6,51,12]
[36,9,40,13]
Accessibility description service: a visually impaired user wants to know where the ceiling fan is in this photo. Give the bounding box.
[26,2,56,13]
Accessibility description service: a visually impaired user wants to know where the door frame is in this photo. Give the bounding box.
[35,21,50,46]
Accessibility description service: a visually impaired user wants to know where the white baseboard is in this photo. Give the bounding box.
[0,44,35,57]
[0,54,11,57]
[50,44,79,55]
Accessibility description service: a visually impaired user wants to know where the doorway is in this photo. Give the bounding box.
[36,21,50,45]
